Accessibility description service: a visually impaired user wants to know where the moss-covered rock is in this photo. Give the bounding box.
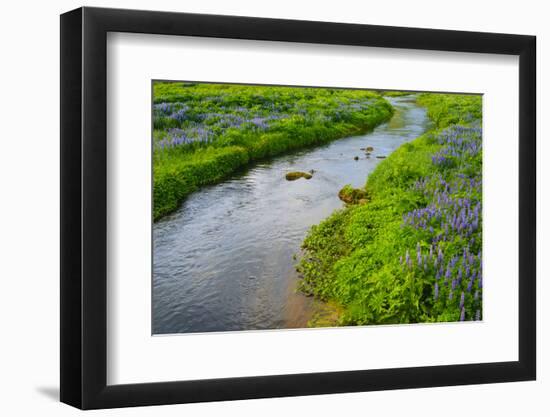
[285,171,313,181]
[338,184,368,204]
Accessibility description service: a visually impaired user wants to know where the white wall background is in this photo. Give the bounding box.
[0,0,545,415]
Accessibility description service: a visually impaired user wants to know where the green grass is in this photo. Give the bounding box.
[153,82,394,220]
[298,93,483,326]
[416,93,482,129]
[381,90,415,97]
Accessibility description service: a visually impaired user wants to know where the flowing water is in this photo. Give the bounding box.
[153,96,429,334]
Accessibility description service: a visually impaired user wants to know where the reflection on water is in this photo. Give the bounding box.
[153,96,429,334]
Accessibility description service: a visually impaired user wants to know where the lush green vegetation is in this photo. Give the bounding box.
[298,93,483,325]
[381,90,416,97]
[417,93,482,129]
[153,82,394,220]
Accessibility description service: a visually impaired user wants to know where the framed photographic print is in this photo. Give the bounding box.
[60,6,536,409]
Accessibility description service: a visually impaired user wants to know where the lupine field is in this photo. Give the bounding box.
[298,93,483,325]
[153,82,393,220]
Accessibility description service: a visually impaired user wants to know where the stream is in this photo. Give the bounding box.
[152,96,429,334]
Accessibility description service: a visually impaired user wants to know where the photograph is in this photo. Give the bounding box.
[0,0,543,413]
[151,82,483,335]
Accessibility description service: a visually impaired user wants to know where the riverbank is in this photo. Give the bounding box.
[298,93,483,326]
[153,82,394,220]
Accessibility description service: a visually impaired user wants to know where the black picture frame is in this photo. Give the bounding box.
[60,6,536,410]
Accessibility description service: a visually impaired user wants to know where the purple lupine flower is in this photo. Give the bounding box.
[467,276,474,292]
[450,256,458,268]
[459,291,465,310]
[475,310,481,321]
[434,282,439,301]
[460,307,465,321]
